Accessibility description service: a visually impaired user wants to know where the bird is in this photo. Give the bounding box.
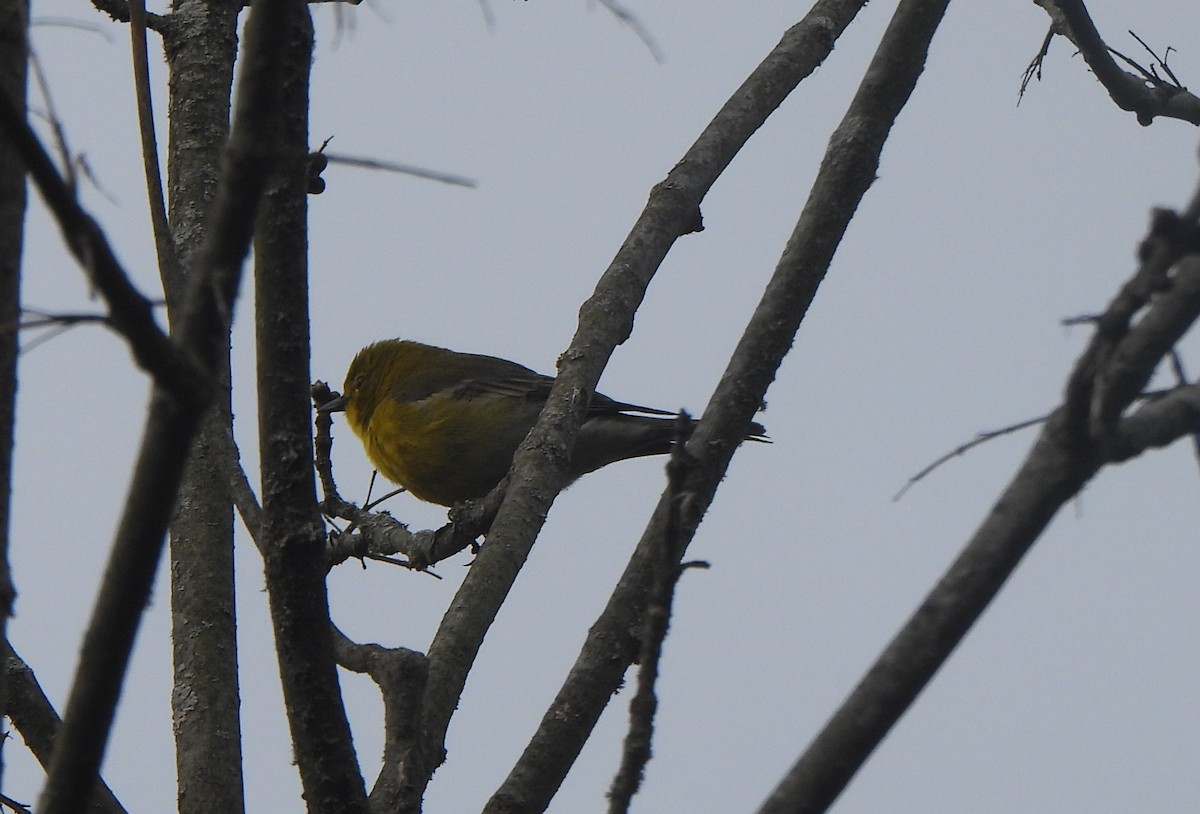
[320,339,767,506]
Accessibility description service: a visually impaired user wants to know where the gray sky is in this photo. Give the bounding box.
[9,1,1200,812]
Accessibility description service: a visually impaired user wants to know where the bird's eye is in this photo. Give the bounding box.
[353,373,366,390]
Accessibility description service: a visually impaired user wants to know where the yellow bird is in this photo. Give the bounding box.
[321,339,767,506]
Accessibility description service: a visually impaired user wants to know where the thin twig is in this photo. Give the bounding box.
[323,151,477,188]
[29,16,115,40]
[1128,30,1184,88]
[18,308,110,328]
[0,792,32,814]
[893,414,1048,501]
[607,414,696,814]
[0,78,196,395]
[26,53,76,197]
[127,0,180,290]
[1018,26,1054,103]
[216,423,263,548]
[594,0,664,64]
[311,380,355,517]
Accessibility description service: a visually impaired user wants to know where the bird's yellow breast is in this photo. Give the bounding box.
[352,392,537,506]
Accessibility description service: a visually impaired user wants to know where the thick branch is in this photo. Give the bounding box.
[0,0,30,751]
[160,3,245,813]
[253,5,368,811]
[1110,383,1200,461]
[423,5,875,808]
[34,2,301,812]
[756,165,1200,814]
[483,0,954,809]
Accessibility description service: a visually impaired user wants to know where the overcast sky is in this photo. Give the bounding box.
[9,1,1200,812]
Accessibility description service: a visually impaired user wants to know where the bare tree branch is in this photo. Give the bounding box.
[329,627,431,814]
[157,4,246,810]
[4,648,127,814]
[253,4,369,809]
[0,88,195,394]
[607,416,701,814]
[1032,0,1200,125]
[126,0,179,291]
[1164,350,1200,470]
[755,178,1200,814]
[0,0,31,745]
[33,1,305,811]
[90,0,169,32]
[323,151,477,188]
[594,0,664,64]
[483,0,945,808]
[1018,26,1054,102]
[217,422,263,545]
[894,414,1048,500]
[1108,381,1200,461]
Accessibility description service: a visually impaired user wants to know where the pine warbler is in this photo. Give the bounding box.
[320,339,766,506]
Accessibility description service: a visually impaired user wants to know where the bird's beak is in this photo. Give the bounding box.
[317,394,348,413]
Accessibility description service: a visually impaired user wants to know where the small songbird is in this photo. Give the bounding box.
[320,339,767,506]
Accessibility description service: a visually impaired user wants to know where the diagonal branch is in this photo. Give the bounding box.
[3,647,127,814]
[0,88,193,394]
[414,3,876,808]
[1032,0,1200,125]
[755,170,1200,814]
[483,0,948,809]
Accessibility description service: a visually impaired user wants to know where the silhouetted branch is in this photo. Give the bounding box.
[756,162,1200,814]
[1018,26,1055,102]
[330,626,432,814]
[323,151,477,188]
[252,3,369,808]
[594,0,664,64]
[34,1,307,811]
[894,414,1048,500]
[0,87,195,394]
[483,0,930,808]
[1031,0,1200,125]
[607,416,700,814]
[4,649,127,814]
[126,0,179,290]
[217,422,263,545]
[89,0,169,31]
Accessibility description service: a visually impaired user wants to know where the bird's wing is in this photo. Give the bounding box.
[448,369,676,418]
[450,371,555,402]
